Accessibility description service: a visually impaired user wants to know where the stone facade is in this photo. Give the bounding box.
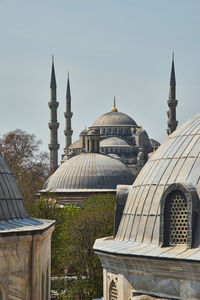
[0,225,54,300]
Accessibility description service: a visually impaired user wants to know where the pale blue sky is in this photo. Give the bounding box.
[0,0,200,158]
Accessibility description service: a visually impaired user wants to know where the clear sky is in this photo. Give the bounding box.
[0,0,200,158]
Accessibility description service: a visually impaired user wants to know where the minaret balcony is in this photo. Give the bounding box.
[48,144,60,151]
[48,122,59,130]
[64,112,73,118]
[168,120,178,127]
[64,129,73,136]
[167,99,178,108]
[48,102,59,109]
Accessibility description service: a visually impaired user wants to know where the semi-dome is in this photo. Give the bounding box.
[0,153,27,221]
[92,111,137,127]
[116,112,200,245]
[42,153,134,192]
[100,137,130,147]
[71,139,81,149]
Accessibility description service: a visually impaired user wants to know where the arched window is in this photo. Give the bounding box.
[164,191,187,245]
[0,289,2,300]
[109,281,117,300]
[160,183,199,248]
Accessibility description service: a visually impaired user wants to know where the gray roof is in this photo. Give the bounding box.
[94,113,200,260]
[0,218,55,235]
[42,153,134,192]
[0,153,55,234]
[92,111,137,127]
[94,238,200,261]
[71,139,81,149]
[100,137,130,147]
[116,113,200,244]
[0,153,27,221]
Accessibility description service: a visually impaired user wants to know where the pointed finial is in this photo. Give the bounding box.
[111,96,118,112]
[66,71,71,100]
[170,52,176,87]
[85,125,87,130]
[50,55,56,88]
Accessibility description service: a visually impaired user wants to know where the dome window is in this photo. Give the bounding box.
[166,191,187,245]
[160,183,199,248]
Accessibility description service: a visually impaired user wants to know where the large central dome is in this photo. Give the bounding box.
[92,111,137,127]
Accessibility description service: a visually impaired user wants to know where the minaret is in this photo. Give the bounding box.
[64,72,73,152]
[48,56,60,174]
[167,53,178,135]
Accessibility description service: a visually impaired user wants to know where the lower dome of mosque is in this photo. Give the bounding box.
[42,153,134,192]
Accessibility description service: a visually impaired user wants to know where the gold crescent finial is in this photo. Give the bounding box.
[52,54,54,64]
[111,96,118,112]
[172,51,174,62]
[153,143,156,152]
[67,71,69,79]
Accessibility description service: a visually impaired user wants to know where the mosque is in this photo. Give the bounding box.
[41,57,163,204]
[94,59,200,299]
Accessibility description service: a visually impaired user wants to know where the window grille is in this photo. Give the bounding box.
[109,281,117,300]
[169,192,187,245]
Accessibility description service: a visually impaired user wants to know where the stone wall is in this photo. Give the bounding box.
[0,225,54,300]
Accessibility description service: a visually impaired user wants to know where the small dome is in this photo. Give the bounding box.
[80,129,88,135]
[42,153,134,192]
[0,154,27,221]
[116,113,200,244]
[100,137,130,147]
[92,111,137,127]
[71,139,82,149]
[87,128,99,135]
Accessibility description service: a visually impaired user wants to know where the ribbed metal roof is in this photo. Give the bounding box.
[116,113,200,244]
[0,153,28,221]
[100,137,130,147]
[92,111,137,127]
[42,153,134,192]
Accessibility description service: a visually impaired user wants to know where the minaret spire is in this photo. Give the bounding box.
[64,71,73,152]
[167,53,178,135]
[48,56,60,174]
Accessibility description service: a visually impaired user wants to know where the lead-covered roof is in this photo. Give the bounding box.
[42,153,134,192]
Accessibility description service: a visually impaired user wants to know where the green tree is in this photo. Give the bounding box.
[0,129,49,203]
[64,194,116,299]
[28,197,80,276]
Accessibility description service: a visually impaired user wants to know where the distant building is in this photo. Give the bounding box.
[41,128,134,205]
[46,58,162,200]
